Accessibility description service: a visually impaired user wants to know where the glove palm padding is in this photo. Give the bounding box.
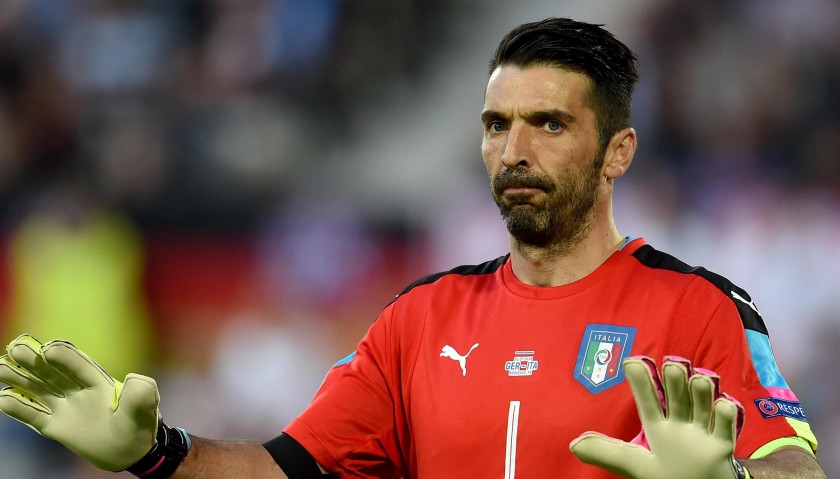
[0,334,159,471]
[570,356,744,479]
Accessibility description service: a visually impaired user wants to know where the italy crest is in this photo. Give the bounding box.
[573,324,636,394]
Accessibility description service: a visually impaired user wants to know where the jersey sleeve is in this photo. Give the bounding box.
[692,291,819,457]
[282,302,409,478]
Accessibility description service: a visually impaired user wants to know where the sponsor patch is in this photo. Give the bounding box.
[504,350,539,377]
[754,398,808,422]
[574,324,636,394]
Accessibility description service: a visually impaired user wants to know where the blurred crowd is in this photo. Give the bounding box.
[0,0,837,477]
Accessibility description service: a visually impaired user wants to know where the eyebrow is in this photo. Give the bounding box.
[481,108,578,126]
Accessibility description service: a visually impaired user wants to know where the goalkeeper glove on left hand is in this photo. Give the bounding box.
[569,356,747,479]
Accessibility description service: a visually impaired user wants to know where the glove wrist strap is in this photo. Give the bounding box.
[126,421,192,478]
[732,457,750,479]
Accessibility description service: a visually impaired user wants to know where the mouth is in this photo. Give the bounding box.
[498,188,546,209]
[502,186,543,195]
[495,181,549,199]
[493,169,553,198]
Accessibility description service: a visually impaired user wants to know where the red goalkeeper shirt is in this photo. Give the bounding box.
[284,238,817,478]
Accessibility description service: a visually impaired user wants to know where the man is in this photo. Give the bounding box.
[0,17,827,479]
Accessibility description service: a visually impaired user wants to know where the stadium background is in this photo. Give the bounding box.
[0,0,837,477]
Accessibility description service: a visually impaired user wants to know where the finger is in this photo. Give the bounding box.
[42,340,114,390]
[570,431,651,478]
[688,373,715,430]
[692,367,721,398]
[711,397,739,448]
[623,357,665,427]
[0,356,63,399]
[114,374,159,442]
[8,338,79,391]
[722,393,745,439]
[0,355,22,387]
[0,387,52,431]
[5,333,42,355]
[661,357,691,423]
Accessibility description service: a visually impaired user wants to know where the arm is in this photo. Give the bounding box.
[172,437,288,479]
[739,446,825,479]
[0,335,332,479]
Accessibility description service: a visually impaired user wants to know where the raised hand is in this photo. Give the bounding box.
[0,334,160,471]
[570,356,746,479]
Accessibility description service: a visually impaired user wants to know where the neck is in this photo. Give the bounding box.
[508,199,624,287]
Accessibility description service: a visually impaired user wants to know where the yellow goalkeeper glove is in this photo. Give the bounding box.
[0,334,161,472]
[570,356,748,479]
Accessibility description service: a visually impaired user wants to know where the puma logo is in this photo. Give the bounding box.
[731,291,761,315]
[440,343,479,376]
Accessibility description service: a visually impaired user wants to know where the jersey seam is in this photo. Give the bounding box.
[657,275,722,360]
[394,292,428,477]
[402,297,427,420]
[692,287,727,356]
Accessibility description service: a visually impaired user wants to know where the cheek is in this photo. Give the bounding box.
[481,140,501,173]
[480,155,491,177]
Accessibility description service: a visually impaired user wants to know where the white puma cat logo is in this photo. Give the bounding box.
[731,291,761,315]
[440,343,479,376]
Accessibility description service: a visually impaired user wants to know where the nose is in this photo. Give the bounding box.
[500,124,532,169]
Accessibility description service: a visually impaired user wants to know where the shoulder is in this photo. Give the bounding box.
[369,255,509,361]
[391,254,510,303]
[628,243,767,334]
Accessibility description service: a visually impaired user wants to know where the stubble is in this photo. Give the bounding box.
[491,152,604,257]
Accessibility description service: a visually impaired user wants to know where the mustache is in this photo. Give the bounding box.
[492,168,554,196]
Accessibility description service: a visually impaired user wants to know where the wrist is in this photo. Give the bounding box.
[125,421,192,478]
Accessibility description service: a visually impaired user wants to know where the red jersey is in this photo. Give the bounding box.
[284,238,817,478]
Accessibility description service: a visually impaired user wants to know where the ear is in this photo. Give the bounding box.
[603,128,636,180]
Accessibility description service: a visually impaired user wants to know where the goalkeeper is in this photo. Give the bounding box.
[0,17,827,479]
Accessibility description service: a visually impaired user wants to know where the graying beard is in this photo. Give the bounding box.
[505,205,595,258]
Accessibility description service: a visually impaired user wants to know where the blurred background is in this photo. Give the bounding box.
[0,0,837,477]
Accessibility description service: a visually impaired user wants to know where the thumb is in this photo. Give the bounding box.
[570,431,650,479]
[114,373,160,446]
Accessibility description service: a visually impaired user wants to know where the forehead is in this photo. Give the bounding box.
[483,65,594,116]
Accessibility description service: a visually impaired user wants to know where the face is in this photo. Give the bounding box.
[481,65,606,249]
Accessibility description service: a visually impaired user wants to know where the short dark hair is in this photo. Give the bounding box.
[489,18,639,148]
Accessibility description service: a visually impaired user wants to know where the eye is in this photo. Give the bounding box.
[545,120,563,132]
[487,121,506,133]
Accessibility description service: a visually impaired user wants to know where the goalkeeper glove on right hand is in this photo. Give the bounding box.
[0,334,166,472]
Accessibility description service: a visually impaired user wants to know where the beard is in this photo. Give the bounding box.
[491,151,604,252]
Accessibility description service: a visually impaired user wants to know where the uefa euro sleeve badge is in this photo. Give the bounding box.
[573,324,636,394]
